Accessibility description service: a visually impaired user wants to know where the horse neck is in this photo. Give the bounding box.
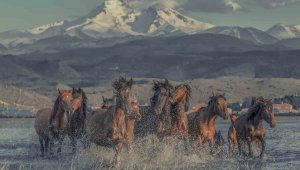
[249,111,264,128]
[126,118,135,133]
[162,99,171,116]
[174,100,186,117]
[206,105,217,126]
[115,94,128,112]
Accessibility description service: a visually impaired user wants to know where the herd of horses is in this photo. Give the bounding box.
[34,77,276,166]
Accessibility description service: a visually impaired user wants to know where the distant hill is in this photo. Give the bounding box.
[275,38,300,49]
[203,26,278,44]
[0,33,298,90]
[0,84,51,110]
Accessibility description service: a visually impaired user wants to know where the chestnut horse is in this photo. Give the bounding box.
[189,94,229,148]
[228,97,276,158]
[35,89,73,156]
[86,77,141,166]
[136,79,174,136]
[68,88,88,153]
[169,84,191,149]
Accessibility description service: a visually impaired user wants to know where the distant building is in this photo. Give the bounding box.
[273,103,293,113]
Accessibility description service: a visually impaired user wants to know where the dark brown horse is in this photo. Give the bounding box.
[228,97,276,158]
[136,79,174,136]
[189,93,229,148]
[68,88,88,153]
[86,77,141,166]
[35,89,73,156]
[169,84,191,149]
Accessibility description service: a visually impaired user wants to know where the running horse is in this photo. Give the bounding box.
[189,93,229,148]
[68,88,88,153]
[136,79,174,136]
[35,89,73,156]
[169,84,191,149]
[228,97,276,158]
[86,77,141,166]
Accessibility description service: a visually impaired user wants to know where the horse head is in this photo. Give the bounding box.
[150,79,174,115]
[171,84,191,112]
[253,97,276,128]
[113,77,141,120]
[208,93,229,120]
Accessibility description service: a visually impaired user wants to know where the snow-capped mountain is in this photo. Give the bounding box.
[267,23,300,40]
[61,0,214,38]
[202,26,278,44]
[0,0,214,48]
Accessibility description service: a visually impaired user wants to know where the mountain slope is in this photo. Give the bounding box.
[203,26,278,44]
[276,38,300,49]
[267,23,300,39]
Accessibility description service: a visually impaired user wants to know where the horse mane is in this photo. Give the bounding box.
[247,96,270,121]
[151,80,174,105]
[81,89,88,117]
[73,88,88,118]
[174,84,191,111]
[207,93,227,113]
[113,77,131,92]
[51,96,60,117]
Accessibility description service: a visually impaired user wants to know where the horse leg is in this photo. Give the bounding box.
[81,133,90,149]
[113,142,123,167]
[44,138,50,156]
[48,139,54,156]
[228,139,234,157]
[237,139,243,157]
[209,136,216,154]
[197,135,204,148]
[57,135,65,154]
[70,135,77,154]
[39,137,44,157]
[247,138,253,157]
[260,138,266,158]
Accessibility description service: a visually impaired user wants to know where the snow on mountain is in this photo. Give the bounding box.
[65,0,214,38]
[202,26,278,44]
[27,21,66,35]
[267,23,300,40]
[0,0,214,48]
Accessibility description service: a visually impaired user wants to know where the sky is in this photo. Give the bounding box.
[0,0,300,32]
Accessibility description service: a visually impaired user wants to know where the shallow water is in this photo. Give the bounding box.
[0,117,299,169]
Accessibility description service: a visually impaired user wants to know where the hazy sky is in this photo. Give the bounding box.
[0,0,299,32]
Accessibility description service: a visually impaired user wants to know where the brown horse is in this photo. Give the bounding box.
[169,84,191,149]
[86,77,141,166]
[68,88,88,153]
[228,97,276,158]
[34,89,73,156]
[136,79,174,136]
[189,93,229,148]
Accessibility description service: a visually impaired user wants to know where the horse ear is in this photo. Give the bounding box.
[102,96,105,101]
[128,78,133,87]
[153,80,159,85]
[251,97,257,106]
[78,87,82,93]
[212,90,216,96]
[165,79,169,85]
[58,88,61,94]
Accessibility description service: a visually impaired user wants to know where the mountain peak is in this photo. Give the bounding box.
[267,23,300,39]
